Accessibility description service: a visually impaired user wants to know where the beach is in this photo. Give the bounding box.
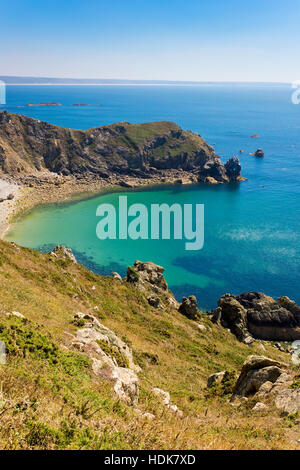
[0,178,20,237]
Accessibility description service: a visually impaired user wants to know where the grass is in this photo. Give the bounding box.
[0,239,298,449]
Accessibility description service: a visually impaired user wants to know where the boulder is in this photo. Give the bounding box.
[232,355,285,400]
[112,272,123,283]
[207,371,227,388]
[152,387,183,417]
[147,296,161,308]
[197,323,207,332]
[6,311,25,319]
[178,295,198,320]
[252,402,268,411]
[274,389,300,415]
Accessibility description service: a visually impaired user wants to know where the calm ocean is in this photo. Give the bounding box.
[3,84,300,309]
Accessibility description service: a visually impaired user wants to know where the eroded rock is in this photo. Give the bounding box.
[232,355,285,399]
[178,296,198,320]
[72,312,140,405]
[208,292,300,342]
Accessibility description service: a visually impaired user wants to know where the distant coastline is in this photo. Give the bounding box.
[0,76,289,87]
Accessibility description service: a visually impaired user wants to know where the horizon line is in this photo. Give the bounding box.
[0,75,292,86]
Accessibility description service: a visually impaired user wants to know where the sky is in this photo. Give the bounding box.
[1,0,300,82]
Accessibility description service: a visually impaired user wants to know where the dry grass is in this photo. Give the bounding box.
[0,239,298,450]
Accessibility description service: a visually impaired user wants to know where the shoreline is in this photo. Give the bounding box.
[0,169,207,240]
[0,178,22,238]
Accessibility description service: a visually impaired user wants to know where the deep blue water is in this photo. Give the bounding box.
[3,84,300,309]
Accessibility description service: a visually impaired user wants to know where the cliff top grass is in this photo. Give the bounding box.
[0,239,297,450]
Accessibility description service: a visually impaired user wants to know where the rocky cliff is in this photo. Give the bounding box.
[0,111,242,183]
[209,292,300,342]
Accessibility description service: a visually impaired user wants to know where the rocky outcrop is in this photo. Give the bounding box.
[231,355,300,416]
[126,261,179,311]
[72,312,140,405]
[208,292,300,342]
[224,157,243,181]
[178,295,198,320]
[49,245,77,263]
[0,111,243,184]
[232,356,284,399]
[127,261,168,291]
[198,156,243,183]
[209,293,253,343]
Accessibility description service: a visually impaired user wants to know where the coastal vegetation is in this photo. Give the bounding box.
[0,239,298,450]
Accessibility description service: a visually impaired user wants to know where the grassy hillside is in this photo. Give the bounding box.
[0,239,297,450]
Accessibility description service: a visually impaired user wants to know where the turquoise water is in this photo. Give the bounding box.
[3,84,300,308]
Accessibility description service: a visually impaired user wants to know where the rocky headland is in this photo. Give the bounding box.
[0,110,245,235]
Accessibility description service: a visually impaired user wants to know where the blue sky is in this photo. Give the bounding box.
[1,0,300,82]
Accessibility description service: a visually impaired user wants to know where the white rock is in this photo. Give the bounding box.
[252,402,268,411]
[197,324,207,332]
[6,311,25,319]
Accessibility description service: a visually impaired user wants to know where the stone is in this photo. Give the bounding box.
[135,409,155,420]
[232,355,285,399]
[275,389,300,415]
[207,371,227,388]
[112,272,123,283]
[92,358,139,406]
[252,402,268,411]
[127,261,168,291]
[152,387,183,417]
[72,313,140,405]
[215,294,250,342]
[204,176,219,184]
[147,296,161,308]
[178,296,198,320]
[6,311,25,319]
[197,324,207,332]
[152,387,170,405]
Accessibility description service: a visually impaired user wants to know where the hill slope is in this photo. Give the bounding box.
[0,240,297,450]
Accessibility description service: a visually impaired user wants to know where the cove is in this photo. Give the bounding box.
[5,180,300,310]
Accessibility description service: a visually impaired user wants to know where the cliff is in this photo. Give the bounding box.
[0,111,242,184]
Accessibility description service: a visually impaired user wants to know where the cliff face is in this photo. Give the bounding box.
[0,111,242,183]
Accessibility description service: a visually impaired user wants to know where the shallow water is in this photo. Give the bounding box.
[4,84,300,308]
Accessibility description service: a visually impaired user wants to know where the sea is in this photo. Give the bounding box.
[3,83,300,309]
